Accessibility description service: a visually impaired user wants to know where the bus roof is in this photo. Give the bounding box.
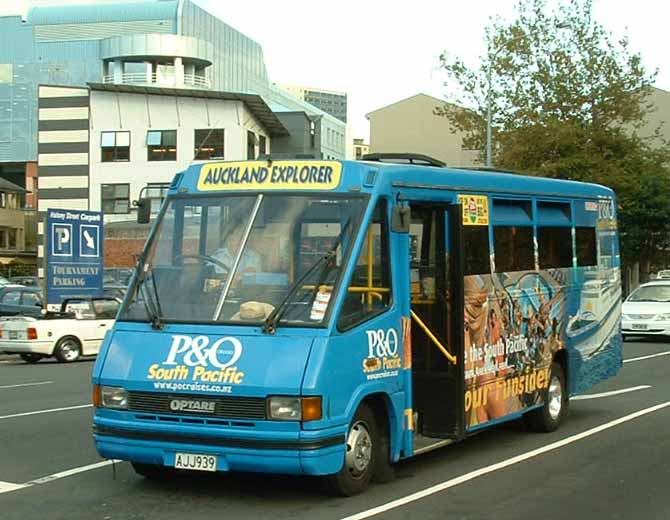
[172,159,615,200]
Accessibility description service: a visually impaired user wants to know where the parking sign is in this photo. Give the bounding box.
[45,209,104,305]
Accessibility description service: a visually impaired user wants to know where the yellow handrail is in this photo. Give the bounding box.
[410,310,457,364]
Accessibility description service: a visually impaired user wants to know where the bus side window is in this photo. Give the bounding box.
[338,200,392,330]
[575,227,597,266]
[493,226,534,272]
[463,226,491,275]
[537,226,573,268]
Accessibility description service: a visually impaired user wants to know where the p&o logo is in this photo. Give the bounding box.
[164,334,242,369]
[363,328,401,379]
[366,328,399,359]
[148,334,246,386]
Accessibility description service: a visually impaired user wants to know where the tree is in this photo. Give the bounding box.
[437,0,670,276]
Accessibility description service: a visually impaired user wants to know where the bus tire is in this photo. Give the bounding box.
[54,336,82,363]
[325,403,378,496]
[525,362,568,433]
[131,462,172,480]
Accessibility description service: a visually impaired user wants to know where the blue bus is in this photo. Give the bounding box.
[92,155,622,495]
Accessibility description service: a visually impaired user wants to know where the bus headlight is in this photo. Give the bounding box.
[268,396,302,420]
[100,386,128,410]
[267,396,322,421]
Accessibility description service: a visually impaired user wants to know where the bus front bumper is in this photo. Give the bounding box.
[93,417,346,476]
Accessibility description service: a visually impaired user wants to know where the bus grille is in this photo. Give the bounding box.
[127,391,267,420]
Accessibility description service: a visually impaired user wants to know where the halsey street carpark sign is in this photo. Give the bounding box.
[45,209,104,306]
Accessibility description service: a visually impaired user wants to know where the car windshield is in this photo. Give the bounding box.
[627,285,670,302]
[120,194,367,325]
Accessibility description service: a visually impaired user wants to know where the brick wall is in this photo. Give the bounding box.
[105,238,145,268]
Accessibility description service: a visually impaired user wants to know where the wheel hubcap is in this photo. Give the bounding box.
[61,340,79,361]
[548,374,563,420]
[345,421,372,479]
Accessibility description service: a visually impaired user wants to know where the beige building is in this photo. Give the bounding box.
[366,93,480,167]
[637,87,670,146]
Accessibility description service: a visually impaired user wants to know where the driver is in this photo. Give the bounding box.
[211,225,261,276]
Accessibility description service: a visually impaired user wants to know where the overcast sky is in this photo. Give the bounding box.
[197,0,670,139]
[2,0,669,140]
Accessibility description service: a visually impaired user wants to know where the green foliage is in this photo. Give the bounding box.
[438,0,670,268]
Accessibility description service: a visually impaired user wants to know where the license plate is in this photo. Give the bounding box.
[631,323,648,330]
[8,331,18,339]
[174,453,217,472]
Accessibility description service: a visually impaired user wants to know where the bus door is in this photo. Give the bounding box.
[408,202,464,440]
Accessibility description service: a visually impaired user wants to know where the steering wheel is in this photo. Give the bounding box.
[176,253,231,275]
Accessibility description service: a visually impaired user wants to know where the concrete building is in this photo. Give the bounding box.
[278,84,348,124]
[353,138,369,160]
[37,82,290,267]
[367,93,479,167]
[0,178,35,266]
[636,87,670,147]
[0,0,347,185]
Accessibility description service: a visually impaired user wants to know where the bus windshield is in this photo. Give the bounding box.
[120,193,367,326]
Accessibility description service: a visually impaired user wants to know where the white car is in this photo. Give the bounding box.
[0,297,119,363]
[621,281,670,340]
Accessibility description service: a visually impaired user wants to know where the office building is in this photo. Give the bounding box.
[0,0,347,186]
[278,84,348,124]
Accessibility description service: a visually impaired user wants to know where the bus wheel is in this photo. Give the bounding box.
[325,404,378,496]
[131,462,172,480]
[525,362,568,433]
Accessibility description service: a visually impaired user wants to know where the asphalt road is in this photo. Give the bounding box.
[1,340,669,520]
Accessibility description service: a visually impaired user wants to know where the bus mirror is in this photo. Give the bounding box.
[392,206,410,233]
[137,198,151,224]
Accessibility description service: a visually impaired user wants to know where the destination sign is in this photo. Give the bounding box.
[197,161,342,191]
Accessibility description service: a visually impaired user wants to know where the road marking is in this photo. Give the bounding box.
[27,459,119,485]
[0,481,28,494]
[0,404,92,420]
[0,381,54,390]
[624,351,670,363]
[572,385,652,400]
[341,401,670,520]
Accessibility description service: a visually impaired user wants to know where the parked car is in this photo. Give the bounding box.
[621,280,670,340]
[655,269,670,280]
[9,275,41,287]
[0,286,43,317]
[0,297,120,363]
[103,284,127,300]
[0,275,11,286]
[104,268,133,286]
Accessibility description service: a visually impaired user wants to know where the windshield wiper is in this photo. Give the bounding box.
[135,263,164,330]
[263,219,351,334]
[262,249,337,334]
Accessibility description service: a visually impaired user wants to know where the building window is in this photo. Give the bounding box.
[100,131,130,162]
[147,130,177,161]
[247,130,256,160]
[258,135,267,156]
[194,129,224,160]
[145,183,170,215]
[101,184,130,214]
